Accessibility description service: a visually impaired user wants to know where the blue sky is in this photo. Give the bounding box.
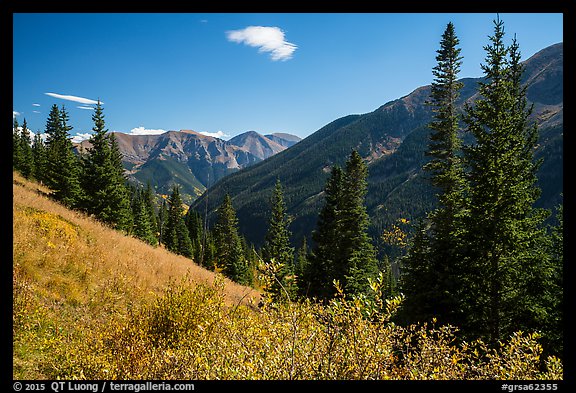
[13,13,563,141]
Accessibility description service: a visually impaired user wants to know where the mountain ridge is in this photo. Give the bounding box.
[76,130,301,203]
[191,42,563,248]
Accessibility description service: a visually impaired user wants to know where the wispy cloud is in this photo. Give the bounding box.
[13,111,20,118]
[33,110,41,114]
[32,103,40,107]
[226,26,297,61]
[127,126,167,136]
[71,133,93,143]
[77,105,95,110]
[45,92,101,105]
[199,130,229,139]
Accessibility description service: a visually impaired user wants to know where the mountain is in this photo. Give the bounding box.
[228,131,287,160]
[265,133,302,148]
[76,130,300,204]
[191,42,563,248]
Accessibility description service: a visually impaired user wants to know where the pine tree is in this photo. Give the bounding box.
[42,105,82,207]
[157,199,169,246]
[81,101,133,230]
[164,186,193,258]
[294,237,309,296]
[401,22,467,326]
[306,151,378,300]
[339,150,378,296]
[185,207,204,263]
[462,17,551,344]
[31,133,47,183]
[261,179,296,301]
[13,118,22,170]
[19,118,34,178]
[44,104,63,190]
[544,202,563,355]
[306,165,344,300]
[143,182,158,239]
[213,194,250,285]
[132,188,158,246]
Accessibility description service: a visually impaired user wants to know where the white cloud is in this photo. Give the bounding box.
[77,105,95,110]
[29,130,48,142]
[226,26,297,61]
[127,126,167,136]
[32,103,40,107]
[199,130,229,139]
[71,133,93,143]
[45,92,102,105]
[33,110,41,114]
[13,111,20,118]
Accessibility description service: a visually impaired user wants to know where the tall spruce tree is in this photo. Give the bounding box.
[132,188,158,246]
[44,104,63,189]
[157,199,169,246]
[306,151,377,300]
[43,105,82,207]
[143,183,158,239]
[400,22,467,326]
[81,101,133,230]
[544,202,563,355]
[262,179,296,301]
[13,118,22,170]
[306,165,344,300]
[185,207,204,264]
[462,17,551,344]
[31,133,47,183]
[163,186,193,257]
[294,237,309,296]
[213,194,250,285]
[18,118,34,178]
[339,150,378,296]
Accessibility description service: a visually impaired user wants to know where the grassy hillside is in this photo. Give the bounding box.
[13,172,562,380]
[12,172,258,378]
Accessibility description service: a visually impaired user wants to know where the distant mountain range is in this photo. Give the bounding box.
[76,130,301,203]
[191,42,563,247]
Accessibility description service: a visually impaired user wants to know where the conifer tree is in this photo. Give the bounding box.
[164,186,193,258]
[19,118,34,178]
[462,18,551,344]
[13,118,22,170]
[339,150,378,296]
[31,133,47,183]
[42,105,82,207]
[157,199,169,245]
[544,202,563,355]
[294,237,309,296]
[132,188,158,246]
[401,22,467,326]
[143,183,158,239]
[306,151,377,299]
[185,207,204,263]
[307,165,344,300]
[262,179,296,300]
[81,101,133,230]
[44,104,63,189]
[213,194,250,285]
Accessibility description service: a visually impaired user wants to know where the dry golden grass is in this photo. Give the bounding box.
[13,172,259,307]
[13,172,259,378]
